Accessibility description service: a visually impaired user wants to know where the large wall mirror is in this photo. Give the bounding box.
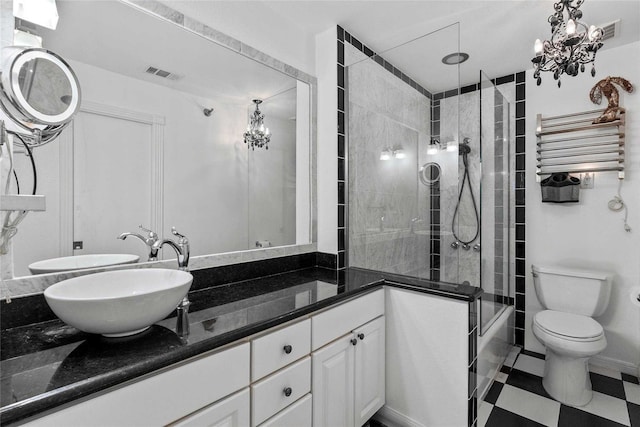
[8,0,314,279]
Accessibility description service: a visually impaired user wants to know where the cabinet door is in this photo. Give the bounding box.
[312,335,355,427]
[354,316,385,427]
[171,388,249,427]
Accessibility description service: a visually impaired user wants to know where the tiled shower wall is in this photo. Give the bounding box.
[339,28,433,277]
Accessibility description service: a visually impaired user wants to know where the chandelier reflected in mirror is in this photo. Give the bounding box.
[243,99,271,150]
[532,0,604,88]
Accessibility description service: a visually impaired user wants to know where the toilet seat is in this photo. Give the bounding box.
[534,310,604,342]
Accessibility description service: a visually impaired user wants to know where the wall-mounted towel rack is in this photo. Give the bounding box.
[536,108,625,181]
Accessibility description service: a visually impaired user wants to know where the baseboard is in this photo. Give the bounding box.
[374,405,424,427]
[590,354,640,377]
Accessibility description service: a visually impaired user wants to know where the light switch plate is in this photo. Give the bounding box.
[580,173,594,189]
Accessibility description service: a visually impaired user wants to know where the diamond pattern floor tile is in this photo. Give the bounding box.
[480,349,639,427]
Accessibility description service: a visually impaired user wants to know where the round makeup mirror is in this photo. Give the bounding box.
[419,162,441,186]
[0,47,81,147]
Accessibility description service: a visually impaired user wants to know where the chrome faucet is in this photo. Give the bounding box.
[117,225,160,261]
[152,227,191,336]
[152,227,190,271]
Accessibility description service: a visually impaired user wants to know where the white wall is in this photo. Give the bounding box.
[525,41,640,374]
[383,287,469,426]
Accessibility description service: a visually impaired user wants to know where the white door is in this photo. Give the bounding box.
[171,388,250,427]
[72,109,154,259]
[312,335,355,427]
[354,316,386,426]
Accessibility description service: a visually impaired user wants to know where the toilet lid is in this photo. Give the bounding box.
[534,310,603,339]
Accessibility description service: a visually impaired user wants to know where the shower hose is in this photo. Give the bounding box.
[451,148,480,246]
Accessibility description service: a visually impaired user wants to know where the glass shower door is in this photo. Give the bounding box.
[479,70,511,335]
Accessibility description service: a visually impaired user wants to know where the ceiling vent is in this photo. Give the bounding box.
[144,66,182,81]
[600,20,620,41]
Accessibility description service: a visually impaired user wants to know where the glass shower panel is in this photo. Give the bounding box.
[479,70,511,335]
[346,24,460,281]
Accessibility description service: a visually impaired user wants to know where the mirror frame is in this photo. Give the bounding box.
[0,0,317,299]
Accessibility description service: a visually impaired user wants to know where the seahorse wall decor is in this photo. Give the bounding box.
[589,76,634,124]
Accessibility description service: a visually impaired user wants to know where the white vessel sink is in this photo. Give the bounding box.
[29,254,140,275]
[44,269,193,337]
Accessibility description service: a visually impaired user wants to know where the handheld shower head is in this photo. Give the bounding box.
[458,142,471,156]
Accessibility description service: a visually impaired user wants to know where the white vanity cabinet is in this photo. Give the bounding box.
[17,290,390,427]
[311,289,385,427]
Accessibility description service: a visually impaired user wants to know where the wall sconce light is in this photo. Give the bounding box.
[427,139,440,155]
[14,0,59,30]
[445,141,458,152]
[380,146,406,160]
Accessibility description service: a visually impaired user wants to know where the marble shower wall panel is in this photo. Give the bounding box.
[346,44,431,274]
[440,92,480,284]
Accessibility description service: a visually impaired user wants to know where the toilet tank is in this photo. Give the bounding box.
[531,264,613,316]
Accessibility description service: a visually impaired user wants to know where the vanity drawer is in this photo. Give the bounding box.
[312,289,384,350]
[251,319,310,381]
[251,356,311,426]
[258,393,312,427]
[22,343,250,427]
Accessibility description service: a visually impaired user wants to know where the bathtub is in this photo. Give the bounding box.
[477,305,515,399]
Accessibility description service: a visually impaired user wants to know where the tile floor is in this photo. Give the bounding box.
[479,351,640,427]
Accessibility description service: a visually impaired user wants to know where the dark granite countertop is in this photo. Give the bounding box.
[0,266,480,425]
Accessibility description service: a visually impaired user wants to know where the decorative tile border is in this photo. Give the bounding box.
[468,301,479,427]
[430,101,441,280]
[514,72,526,347]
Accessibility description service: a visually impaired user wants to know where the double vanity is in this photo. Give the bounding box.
[1,264,481,426]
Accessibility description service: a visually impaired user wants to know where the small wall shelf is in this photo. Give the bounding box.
[535,108,625,181]
[0,195,46,211]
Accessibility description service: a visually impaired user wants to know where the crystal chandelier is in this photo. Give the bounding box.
[243,99,271,150]
[532,0,604,87]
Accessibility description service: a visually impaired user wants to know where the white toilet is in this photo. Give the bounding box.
[531,264,613,406]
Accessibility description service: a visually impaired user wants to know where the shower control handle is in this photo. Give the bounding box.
[473,243,481,252]
[350,338,358,346]
[358,333,365,340]
[462,243,470,250]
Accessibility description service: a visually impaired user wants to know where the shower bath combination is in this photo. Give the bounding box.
[451,138,480,251]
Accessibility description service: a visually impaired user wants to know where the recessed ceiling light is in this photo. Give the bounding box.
[441,52,469,65]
